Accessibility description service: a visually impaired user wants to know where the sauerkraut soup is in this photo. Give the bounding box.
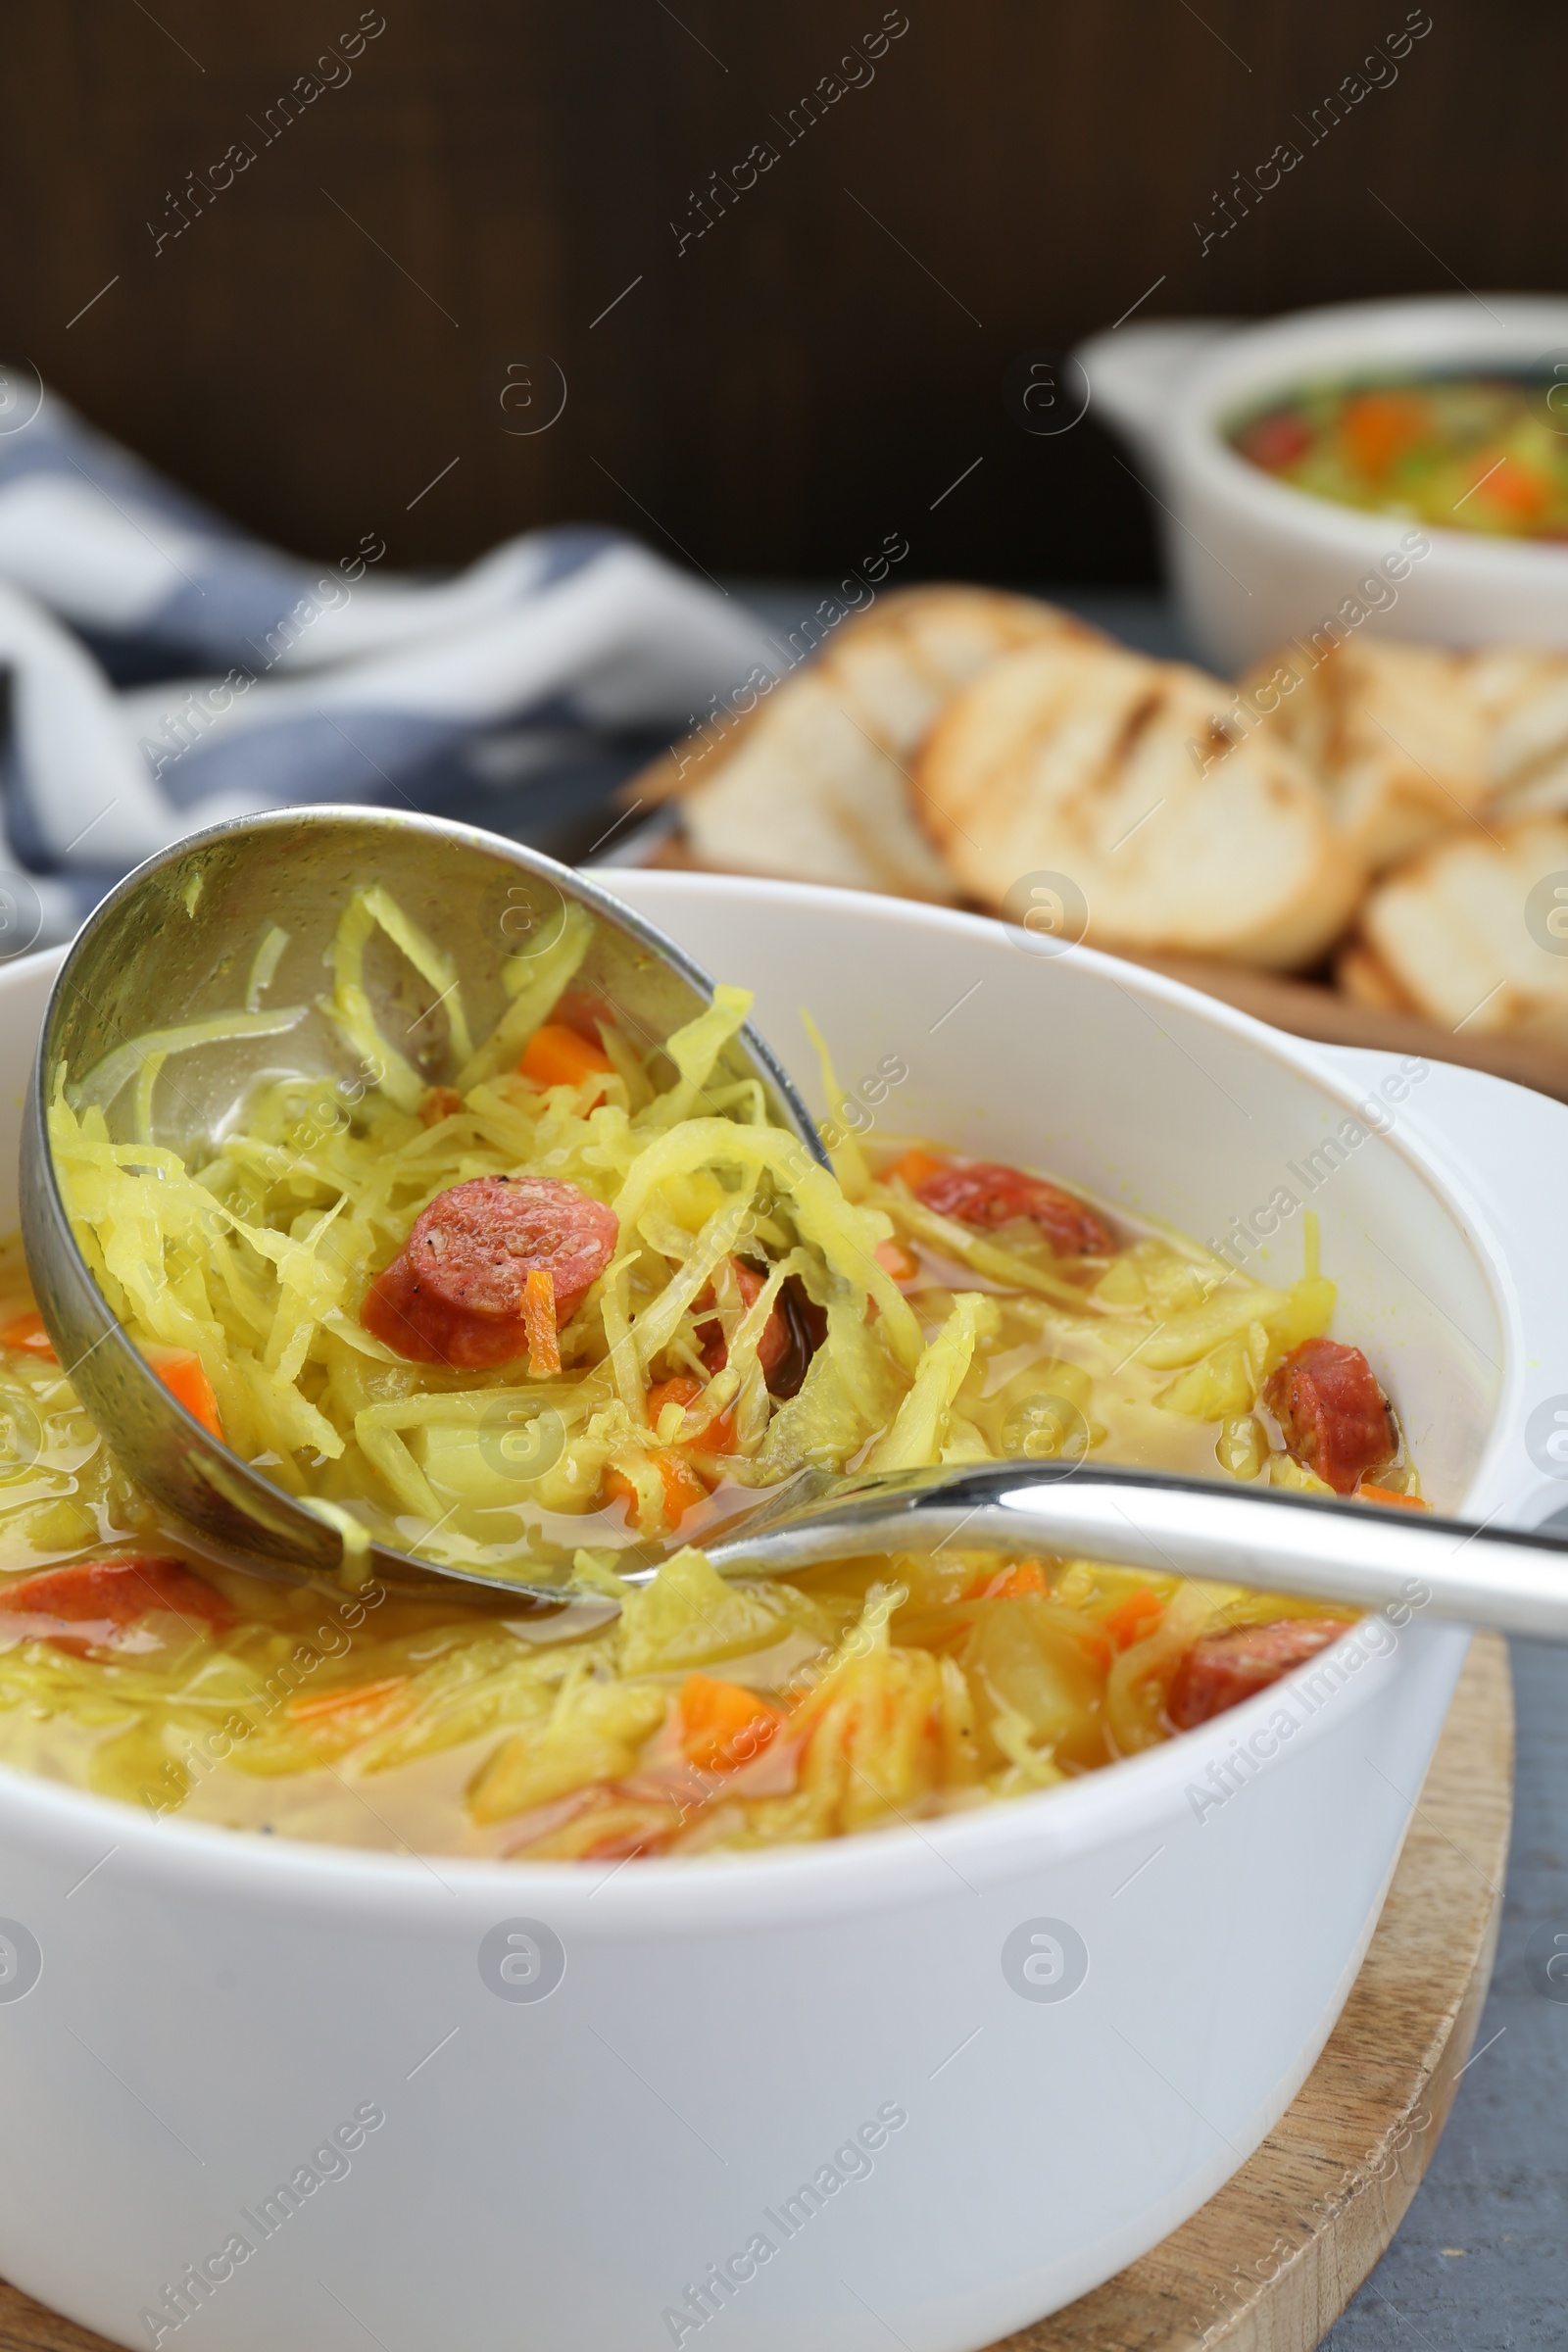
[1230,369,1568,539]
[0,890,1421,1859]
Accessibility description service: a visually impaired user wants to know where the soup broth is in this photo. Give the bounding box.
[1231,371,1568,539]
[0,1179,1408,1861]
[5,895,1416,1858]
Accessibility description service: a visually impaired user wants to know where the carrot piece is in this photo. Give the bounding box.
[288,1675,410,1723]
[888,1148,946,1193]
[519,1022,614,1093]
[645,1374,737,1454]
[1102,1587,1166,1648]
[657,1451,710,1521]
[682,1402,738,1455]
[966,1561,1047,1601]
[417,1085,465,1128]
[0,1309,56,1361]
[604,1448,711,1529]
[1357,1482,1431,1511]
[1476,455,1548,517]
[1341,390,1429,477]
[874,1238,920,1284]
[678,1673,784,1773]
[143,1346,223,1442]
[522,1268,561,1377]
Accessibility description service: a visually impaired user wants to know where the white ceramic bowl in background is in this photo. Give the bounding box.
[1075,294,1568,670]
[0,870,1565,2352]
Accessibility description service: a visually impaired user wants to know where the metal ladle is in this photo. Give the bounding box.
[703,1461,1568,1642]
[20,806,1568,1641]
[19,806,828,1602]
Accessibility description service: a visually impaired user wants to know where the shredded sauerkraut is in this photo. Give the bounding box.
[0,890,1420,1860]
[51,890,929,1585]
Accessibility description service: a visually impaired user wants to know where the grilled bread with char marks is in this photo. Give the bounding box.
[1343,814,1568,1046]
[675,587,1099,899]
[915,637,1363,967]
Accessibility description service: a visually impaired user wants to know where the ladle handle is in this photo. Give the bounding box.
[703,1461,1568,1640]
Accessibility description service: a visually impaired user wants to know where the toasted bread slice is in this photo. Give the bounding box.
[1467,645,1568,819]
[916,638,1363,967]
[676,587,1094,899]
[1357,816,1568,1044]
[1336,938,1419,1012]
[675,671,960,898]
[1238,637,1489,870]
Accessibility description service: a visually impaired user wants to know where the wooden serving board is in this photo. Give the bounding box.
[0,1637,1512,2352]
[1123,956,1568,1107]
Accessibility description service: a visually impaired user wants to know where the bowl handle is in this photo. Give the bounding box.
[1072,318,1235,476]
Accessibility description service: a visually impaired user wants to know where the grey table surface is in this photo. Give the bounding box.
[534,579,1568,2348]
[1323,1633,1568,2352]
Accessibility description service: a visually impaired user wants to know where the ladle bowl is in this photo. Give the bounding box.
[19,806,826,1598]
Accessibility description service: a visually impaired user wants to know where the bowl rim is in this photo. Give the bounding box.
[0,880,1516,1927]
[1167,292,1568,573]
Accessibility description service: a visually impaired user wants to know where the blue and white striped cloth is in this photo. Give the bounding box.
[0,384,778,947]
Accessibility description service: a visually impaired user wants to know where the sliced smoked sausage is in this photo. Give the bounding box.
[696,1258,825,1398]
[1263,1338,1395,1495]
[1167,1618,1357,1730]
[697,1258,780,1379]
[362,1175,617,1368]
[915,1159,1116,1257]
[0,1556,234,1654]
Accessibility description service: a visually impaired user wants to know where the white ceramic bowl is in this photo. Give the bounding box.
[1076,294,1568,670]
[0,871,1562,2352]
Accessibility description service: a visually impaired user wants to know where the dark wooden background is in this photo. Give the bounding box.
[2,1,1558,585]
